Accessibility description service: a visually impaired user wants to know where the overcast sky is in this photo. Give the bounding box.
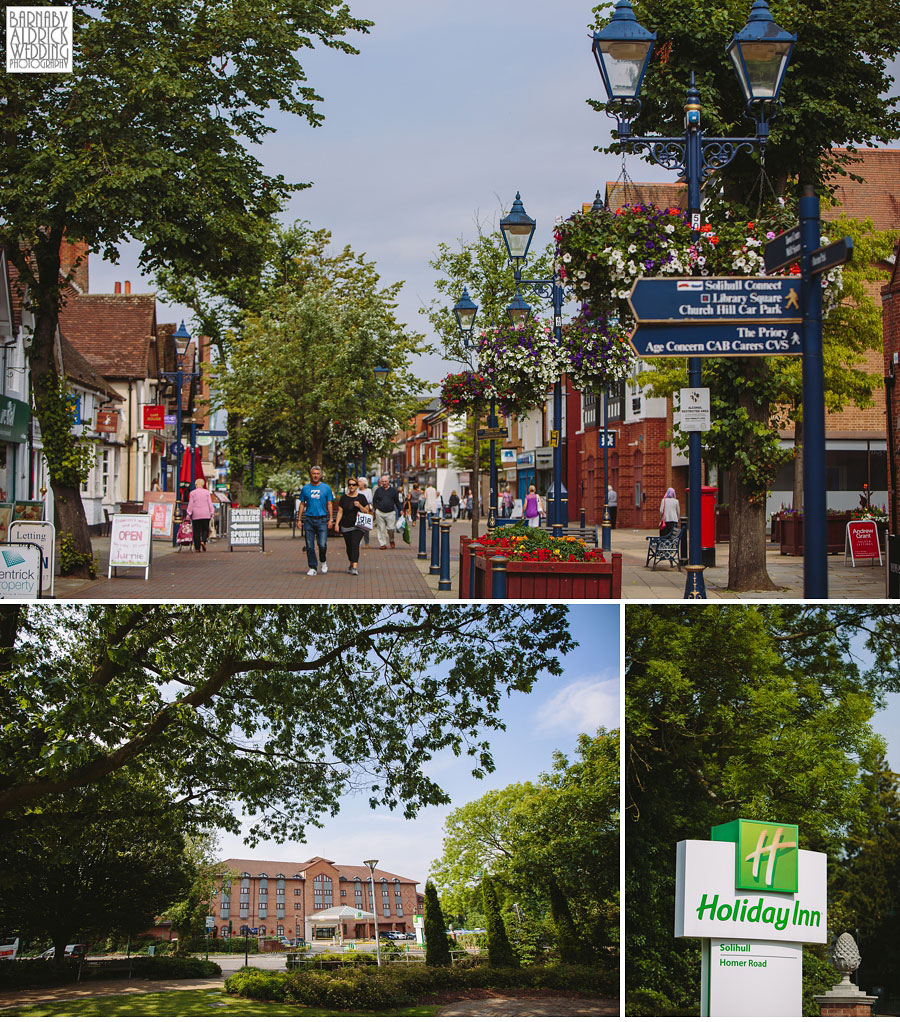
[218,603,621,887]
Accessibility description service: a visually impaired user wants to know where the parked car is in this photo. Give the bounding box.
[382,931,414,941]
[37,944,85,960]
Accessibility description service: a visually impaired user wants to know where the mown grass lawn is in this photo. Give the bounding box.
[1,989,439,1017]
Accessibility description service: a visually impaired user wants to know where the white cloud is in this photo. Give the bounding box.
[533,675,619,737]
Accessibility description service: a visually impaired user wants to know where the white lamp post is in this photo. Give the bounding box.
[363,858,382,967]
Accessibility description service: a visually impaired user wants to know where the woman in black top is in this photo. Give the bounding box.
[333,477,370,575]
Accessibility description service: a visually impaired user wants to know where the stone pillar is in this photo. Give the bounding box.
[815,932,878,1017]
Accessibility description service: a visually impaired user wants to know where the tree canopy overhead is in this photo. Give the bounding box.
[0,0,371,560]
[0,604,573,844]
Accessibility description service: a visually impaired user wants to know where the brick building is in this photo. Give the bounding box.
[883,241,900,535]
[206,857,420,943]
[577,151,900,529]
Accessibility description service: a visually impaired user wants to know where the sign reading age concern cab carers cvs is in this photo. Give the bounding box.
[675,819,826,1017]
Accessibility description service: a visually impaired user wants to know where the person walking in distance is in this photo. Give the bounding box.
[333,477,370,575]
[448,489,460,521]
[372,474,402,549]
[299,465,334,576]
[607,484,618,529]
[186,476,215,552]
[406,482,422,523]
[424,482,439,518]
[524,484,543,527]
[659,486,680,537]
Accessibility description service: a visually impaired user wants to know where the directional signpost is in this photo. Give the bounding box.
[477,427,508,440]
[629,276,802,325]
[763,226,802,273]
[809,237,853,276]
[598,430,617,448]
[632,322,802,358]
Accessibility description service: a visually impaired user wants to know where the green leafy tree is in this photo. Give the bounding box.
[163,832,232,947]
[431,731,619,961]
[208,228,427,472]
[0,769,195,960]
[0,1,371,567]
[423,881,451,967]
[0,605,573,843]
[590,0,900,589]
[482,874,518,968]
[624,604,887,1014]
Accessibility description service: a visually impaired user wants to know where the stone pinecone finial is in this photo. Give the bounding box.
[829,932,862,977]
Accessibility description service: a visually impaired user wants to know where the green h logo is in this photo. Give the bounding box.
[711,819,799,893]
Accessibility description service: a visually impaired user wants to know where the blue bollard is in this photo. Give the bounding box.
[468,541,484,599]
[490,554,508,599]
[418,511,428,559]
[438,519,452,592]
[430,514,441,575]
[580,506,586,529]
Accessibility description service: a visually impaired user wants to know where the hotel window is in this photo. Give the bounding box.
[221,900,230,911]
[294,902,301,910]
[294,888,301,895]
[258,900,267,910]
[276,900,285,910]
[277,925,284,936]
[240,901,249,910]
[354,880,363,909]
[314,874,333,910]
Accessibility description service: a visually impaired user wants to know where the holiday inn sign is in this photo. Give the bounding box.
[675,819,827,1016]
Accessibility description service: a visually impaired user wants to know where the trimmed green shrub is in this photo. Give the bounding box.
[423,881,451,967]
[129,956,222,979]
[482,875,518,968]
[225,967,289,1002]
[227,961,610,1010]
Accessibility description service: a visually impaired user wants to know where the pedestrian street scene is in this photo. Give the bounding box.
[2,1,900,602]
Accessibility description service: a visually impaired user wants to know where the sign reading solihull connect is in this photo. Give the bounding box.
[675,818,827,1017]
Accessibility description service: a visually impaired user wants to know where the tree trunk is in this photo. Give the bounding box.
[24,232,94,572]
[471,406,480,538]
[726,360,779,591]
[792,414,803,511]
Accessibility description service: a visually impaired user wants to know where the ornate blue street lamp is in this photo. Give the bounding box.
[591,0,794,598]
[500,194,570,536]
[453,289,500,533]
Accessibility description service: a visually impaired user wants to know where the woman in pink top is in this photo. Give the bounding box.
[186,477,215,552]
[523,484,543,527]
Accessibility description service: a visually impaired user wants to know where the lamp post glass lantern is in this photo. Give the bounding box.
[363,859,381,967]
[160,320,201,539]
[591,0,795,598]
[499,192,569,536]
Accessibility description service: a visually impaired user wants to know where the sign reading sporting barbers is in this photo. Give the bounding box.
[675,819,827,1017]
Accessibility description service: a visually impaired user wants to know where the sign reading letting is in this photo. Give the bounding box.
[8,520,55,597]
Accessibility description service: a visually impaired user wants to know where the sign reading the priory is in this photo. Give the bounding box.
[675,818,827,1017]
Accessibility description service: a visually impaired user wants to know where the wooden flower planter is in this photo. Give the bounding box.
[778,513,853,556]
[470,551,622,599]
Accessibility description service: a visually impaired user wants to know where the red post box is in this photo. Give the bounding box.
[686,485,718,567]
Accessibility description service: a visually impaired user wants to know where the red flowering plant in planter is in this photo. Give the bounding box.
[474,523,606,563]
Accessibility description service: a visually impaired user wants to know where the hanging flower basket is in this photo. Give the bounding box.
[476,319,566,416]
[328,414,399,461]
[560,310,635,392]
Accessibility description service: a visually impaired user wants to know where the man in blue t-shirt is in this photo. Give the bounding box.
[298,465,334,576]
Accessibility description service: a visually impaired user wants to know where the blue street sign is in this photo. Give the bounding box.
[196,429,228,438]
[598,431,617,448]
[809,236,853,275]
[630,321,802,358]
[763,225,802,273]
[628,276,803,323]
[171,442,185,457]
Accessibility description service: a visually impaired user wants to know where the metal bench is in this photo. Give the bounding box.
[646,525,684,570]
[556,525,601,548]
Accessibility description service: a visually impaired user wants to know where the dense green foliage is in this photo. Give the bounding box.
[624,605,900,1014]
[423,882,451,968]
[0,605,573,842]
[0,769,195,959]
[0,954,220,991]
[431,732,618,965]
[0,0,371,553]
[225,962,611,1009]
[482,875,518,968]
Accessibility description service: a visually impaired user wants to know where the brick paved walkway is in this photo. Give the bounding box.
[60,523,434,601]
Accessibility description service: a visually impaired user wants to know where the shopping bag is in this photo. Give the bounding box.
[177,517,193,546]
[401,518,411,544]
[356,512,374,532]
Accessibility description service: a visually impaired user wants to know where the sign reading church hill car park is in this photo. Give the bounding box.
[675,819,827,1017]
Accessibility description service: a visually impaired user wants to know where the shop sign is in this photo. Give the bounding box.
[535,447,554,469]
[142,404,165,430]
[8,520,54,596]
[228,506,264,552]
[108,513,153,579]
[500,448,517,465]
[0,544,41,598]
[96,409,119,433]
[844,520,882,567]
[0,395,29,444]
[148,501,174,538]
[516,452,535,467]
